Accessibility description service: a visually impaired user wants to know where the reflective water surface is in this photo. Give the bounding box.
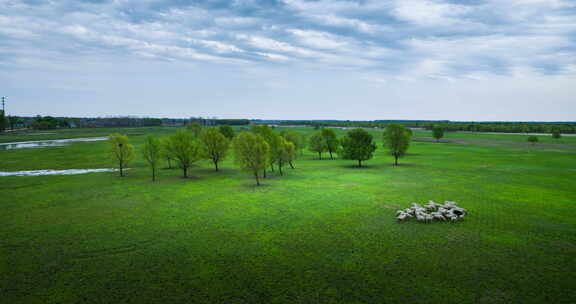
[0,168,120,176]
[0,137,108,150]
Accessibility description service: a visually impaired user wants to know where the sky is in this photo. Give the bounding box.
[1,0,575,121]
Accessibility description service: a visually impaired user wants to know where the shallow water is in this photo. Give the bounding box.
[0,137,108,150]
[0,168,120,176]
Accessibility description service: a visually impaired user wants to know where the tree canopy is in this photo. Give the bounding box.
[432,125,444,142]
[142,135,162,181]
[308,132,327,160]
[340,128,376,167]
[321,128,339,159]
[383,124,412,166]
[200,128,230,171]
[552,129,561,139]
[218,125,235,139]
[165,129,201,178]
[108,134,134,177]
[233,132,270,186]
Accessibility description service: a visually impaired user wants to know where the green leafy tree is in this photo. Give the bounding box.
[528,135,539,145]
[160,136,175,169]
[552,129,561,140]
[233,132,270,186]
[275,137,296,175]
[218,125,235,139]
[165,129,201,178]
[321,128,339,159]
[186,121,203,138]
[383,124,412,166]
[432,125,444,142]
[280,130,303,166]
[142,136,162,181]
[340,128,377,167]
[251,125,280,176]
[108,134,134,177]
[200,128,230,171]
[308,132,327,160]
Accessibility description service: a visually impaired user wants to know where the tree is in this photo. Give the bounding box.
[275,137,296,175]
[218,125,235,139]
[142,136,162,181]
[432,125,444,142]
[160,136,175,169]
[165,129,201,178]
[340,128,377,167]
[251,125,279,176]
[309,132,327,160]
[321,128,339,159]
[281,130,306,157]
[552,129,561,140]
[233,132,270,186]
[0,110,6,132]
[528,136,539,145]
[383,124,412,166]
[186,122,203,138]
[200,128,230,171]
[108,134,134,177]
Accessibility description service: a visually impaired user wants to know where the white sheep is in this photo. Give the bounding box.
[397,213,408,221]
[416,214,426,222]
[432,213,446,221]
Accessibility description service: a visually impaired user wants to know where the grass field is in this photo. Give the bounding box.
[1,127,575,303]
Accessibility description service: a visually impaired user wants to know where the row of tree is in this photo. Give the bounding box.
[110,124,417,185]
[308,125,413,167]
[109,125,305,185]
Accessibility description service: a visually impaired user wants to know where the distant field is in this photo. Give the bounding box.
[1,126,575,303]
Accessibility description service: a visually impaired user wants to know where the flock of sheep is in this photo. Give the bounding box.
[396,201,467,223]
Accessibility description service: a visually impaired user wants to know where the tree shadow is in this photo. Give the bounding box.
[340,164,378,169]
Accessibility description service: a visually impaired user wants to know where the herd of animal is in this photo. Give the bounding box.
[396,201,468,223]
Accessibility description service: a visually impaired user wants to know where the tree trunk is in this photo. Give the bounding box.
[358,159,362,168]
[152,167,156,182]
[395,155,398,166]
[183,166,188,178]
[119,160,124,177]
[255,172,260,186]
[167,158,172,169]
[289,161,295,169]
[263,169,267,178]
[214,159,219,171]
[279,163,283,176]
[270,163,274,172]
[329,150,334,160]
[318,152,322,160]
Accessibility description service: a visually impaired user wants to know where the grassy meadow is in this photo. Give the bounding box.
[1,126,575,303]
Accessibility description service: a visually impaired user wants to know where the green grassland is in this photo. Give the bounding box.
[1,127,575,303]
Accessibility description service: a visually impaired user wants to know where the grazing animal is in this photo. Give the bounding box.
[397,213,408,221]
[395,201,467,223]
[416,214,426,222]
[432,213,445,221]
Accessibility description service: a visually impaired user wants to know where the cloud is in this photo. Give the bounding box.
[0,0,575,80]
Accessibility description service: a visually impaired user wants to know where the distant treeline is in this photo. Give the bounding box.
[279,120,576,134]
[1,116,252,131]
[422,122,576,134]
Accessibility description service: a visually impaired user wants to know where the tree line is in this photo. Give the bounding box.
[109,124,305,185]
[109,124,417,185]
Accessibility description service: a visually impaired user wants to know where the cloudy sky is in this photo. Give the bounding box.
[1,0,575,121]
